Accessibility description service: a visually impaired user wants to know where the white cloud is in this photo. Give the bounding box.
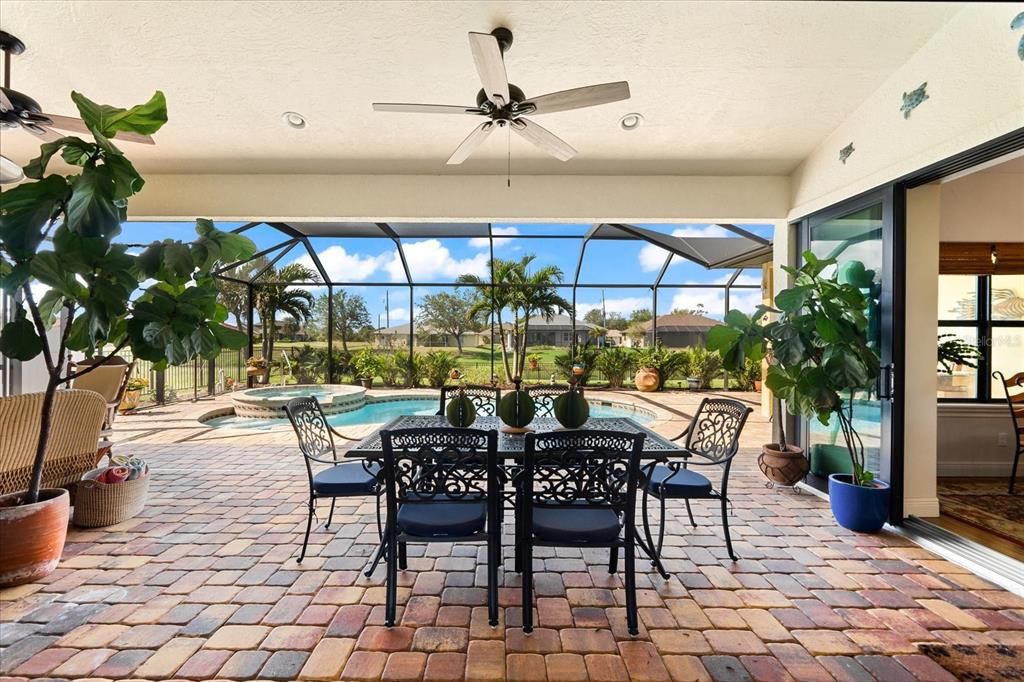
[384,239,489,282]
[637,224,734,271]
[386,306,410,323]
[468,226,520,249]
[293,245,385,282]
[667,287,763,321]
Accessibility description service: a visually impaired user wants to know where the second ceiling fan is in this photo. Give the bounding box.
[372,28,630,165]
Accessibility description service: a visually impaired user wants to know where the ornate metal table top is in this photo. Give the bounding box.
[345,415,685,459]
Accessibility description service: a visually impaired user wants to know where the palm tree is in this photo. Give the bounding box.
[216,257,267,328]
[460,255,571,382]
[254,262,318,380]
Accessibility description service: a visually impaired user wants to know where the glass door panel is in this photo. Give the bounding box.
[802,195,895,489]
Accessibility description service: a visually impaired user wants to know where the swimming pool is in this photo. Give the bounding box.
[203,397,657,432]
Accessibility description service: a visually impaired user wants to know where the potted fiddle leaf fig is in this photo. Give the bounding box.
[707,252,884,532]
[0,91,256,585]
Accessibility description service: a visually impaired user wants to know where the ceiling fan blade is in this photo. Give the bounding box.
[511,118,576,161]
[523,81,631,115]
[468,32,509,106]
[39,113,156,144]
[21,122,62,142]
[446,121,494,165]
[0,88,12,113]
[372,103,485,115]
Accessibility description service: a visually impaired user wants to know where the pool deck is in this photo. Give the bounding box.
[7,389,1021,681]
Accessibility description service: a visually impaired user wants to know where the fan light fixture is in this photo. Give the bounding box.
[0,155,24,184]
[619,113,644,131]
[282,111,306,129]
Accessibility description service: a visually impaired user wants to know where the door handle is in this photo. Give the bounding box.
[879,363,895,402]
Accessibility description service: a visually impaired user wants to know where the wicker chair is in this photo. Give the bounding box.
[0,390,107,496]
[70,356,134,461]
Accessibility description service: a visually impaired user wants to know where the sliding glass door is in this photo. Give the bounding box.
[798,190,899,507]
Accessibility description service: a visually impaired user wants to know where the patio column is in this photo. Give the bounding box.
[246,282,255,388]
[408,286,414,387]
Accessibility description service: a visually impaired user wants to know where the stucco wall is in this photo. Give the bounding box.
[789,4,1024,220]
[939,167,1024,241]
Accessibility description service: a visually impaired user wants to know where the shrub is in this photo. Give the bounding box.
[734,356,762,391]
[379,352,404,386]
[554,340,600,385]
[421,351,459,388]
[395,352,422,387]
[595,347,635,388]
[353,349,383,380]
[635,343,689,390]
[329,350,353,383]
[688,346,723,389]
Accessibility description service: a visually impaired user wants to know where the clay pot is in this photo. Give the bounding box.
[0,488,70,587]
[634,368,659,392]
[754,380,762,393]
[757,444,808,487]
[118,389,141,413]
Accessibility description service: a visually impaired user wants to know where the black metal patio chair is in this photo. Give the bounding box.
[518,430,646,635]
[642,397,752,573]
[993,371,1024,494]
[525,384,566,418]
[284,397,381,563]
[437,384,501,417]
[380,427,501,627]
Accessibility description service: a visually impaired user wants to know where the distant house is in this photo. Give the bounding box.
[641,313,720,348]
[374,323,492,349]
[521,315,594,347]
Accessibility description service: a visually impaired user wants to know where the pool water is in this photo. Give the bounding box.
[205,398,655,431]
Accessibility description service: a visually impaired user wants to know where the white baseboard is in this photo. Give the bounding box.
[903,496,940,517]
[937,461,1021,477]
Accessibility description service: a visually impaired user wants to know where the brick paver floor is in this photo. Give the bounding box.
[1,390,1022,680]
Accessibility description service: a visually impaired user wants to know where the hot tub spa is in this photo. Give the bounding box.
[230,384,366,419]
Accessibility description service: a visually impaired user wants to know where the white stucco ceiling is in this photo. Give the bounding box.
[1,1,963,176]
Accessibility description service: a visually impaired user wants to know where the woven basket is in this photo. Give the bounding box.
[72,470,149,528]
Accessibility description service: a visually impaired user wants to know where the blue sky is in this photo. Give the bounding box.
[119,222,771,325]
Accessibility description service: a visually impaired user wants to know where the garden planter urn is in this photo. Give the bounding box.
[828,474,891,533]
[634,368,659,392]
[0,488,70,586]
[118,389,141,413]
[757,444,807,486]
[359,378,374,389]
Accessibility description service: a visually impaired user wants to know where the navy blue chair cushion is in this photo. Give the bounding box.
[312,462,379,496]
[647,465,713,498]
[531,506,621,544]
[398,500,487,538]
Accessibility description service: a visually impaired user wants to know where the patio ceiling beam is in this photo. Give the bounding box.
[250,240,302,282]
[716,223,771,245]
[376,223,413,286]
[212,238,297,277]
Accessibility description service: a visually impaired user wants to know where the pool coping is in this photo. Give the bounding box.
[198,390,666,433]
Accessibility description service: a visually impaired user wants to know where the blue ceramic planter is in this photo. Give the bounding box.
[828,474,891,533]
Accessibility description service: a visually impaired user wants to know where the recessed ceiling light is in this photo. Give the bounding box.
[282,111,307,129]
[619,113,644,131]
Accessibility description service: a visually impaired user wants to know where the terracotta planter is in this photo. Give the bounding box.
[754,380,762,393]
[757,444,807,487]
[246,366,263,377]
[118,389,140,413]
[0,488,70,587]
[634,368,659,392]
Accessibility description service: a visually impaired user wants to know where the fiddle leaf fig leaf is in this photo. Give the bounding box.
[71,90,168,138]
[0,175,69,258]
[775,285,810,313]
[66,165,120,237]
[0,315,43,361]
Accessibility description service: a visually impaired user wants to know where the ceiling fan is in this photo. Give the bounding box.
[372,28,630,165]
[0,30,155,184]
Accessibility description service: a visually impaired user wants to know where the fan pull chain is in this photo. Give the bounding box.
[507,127,511,188]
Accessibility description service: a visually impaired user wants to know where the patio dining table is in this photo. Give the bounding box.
[344,414,688,460]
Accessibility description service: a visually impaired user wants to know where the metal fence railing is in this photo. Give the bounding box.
[115,347,247,407]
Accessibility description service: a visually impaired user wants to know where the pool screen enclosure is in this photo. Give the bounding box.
[212,221,772,385]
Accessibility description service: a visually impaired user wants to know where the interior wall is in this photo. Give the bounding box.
[903,184,941,518]
[127,174,791,223]
[939,167,1024,241]
[935,163,1024,479]
[789,4,1024,219]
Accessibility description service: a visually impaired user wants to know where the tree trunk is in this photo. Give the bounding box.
[518,319,531,377]
[496,310,513,383]
[340,325,349,353]
[455,332,463,354]
[24,375,59,505]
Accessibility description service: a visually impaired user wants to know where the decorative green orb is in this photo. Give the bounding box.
[553,388,589,429]
[498,378,536,429]
[445,391,476,428]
